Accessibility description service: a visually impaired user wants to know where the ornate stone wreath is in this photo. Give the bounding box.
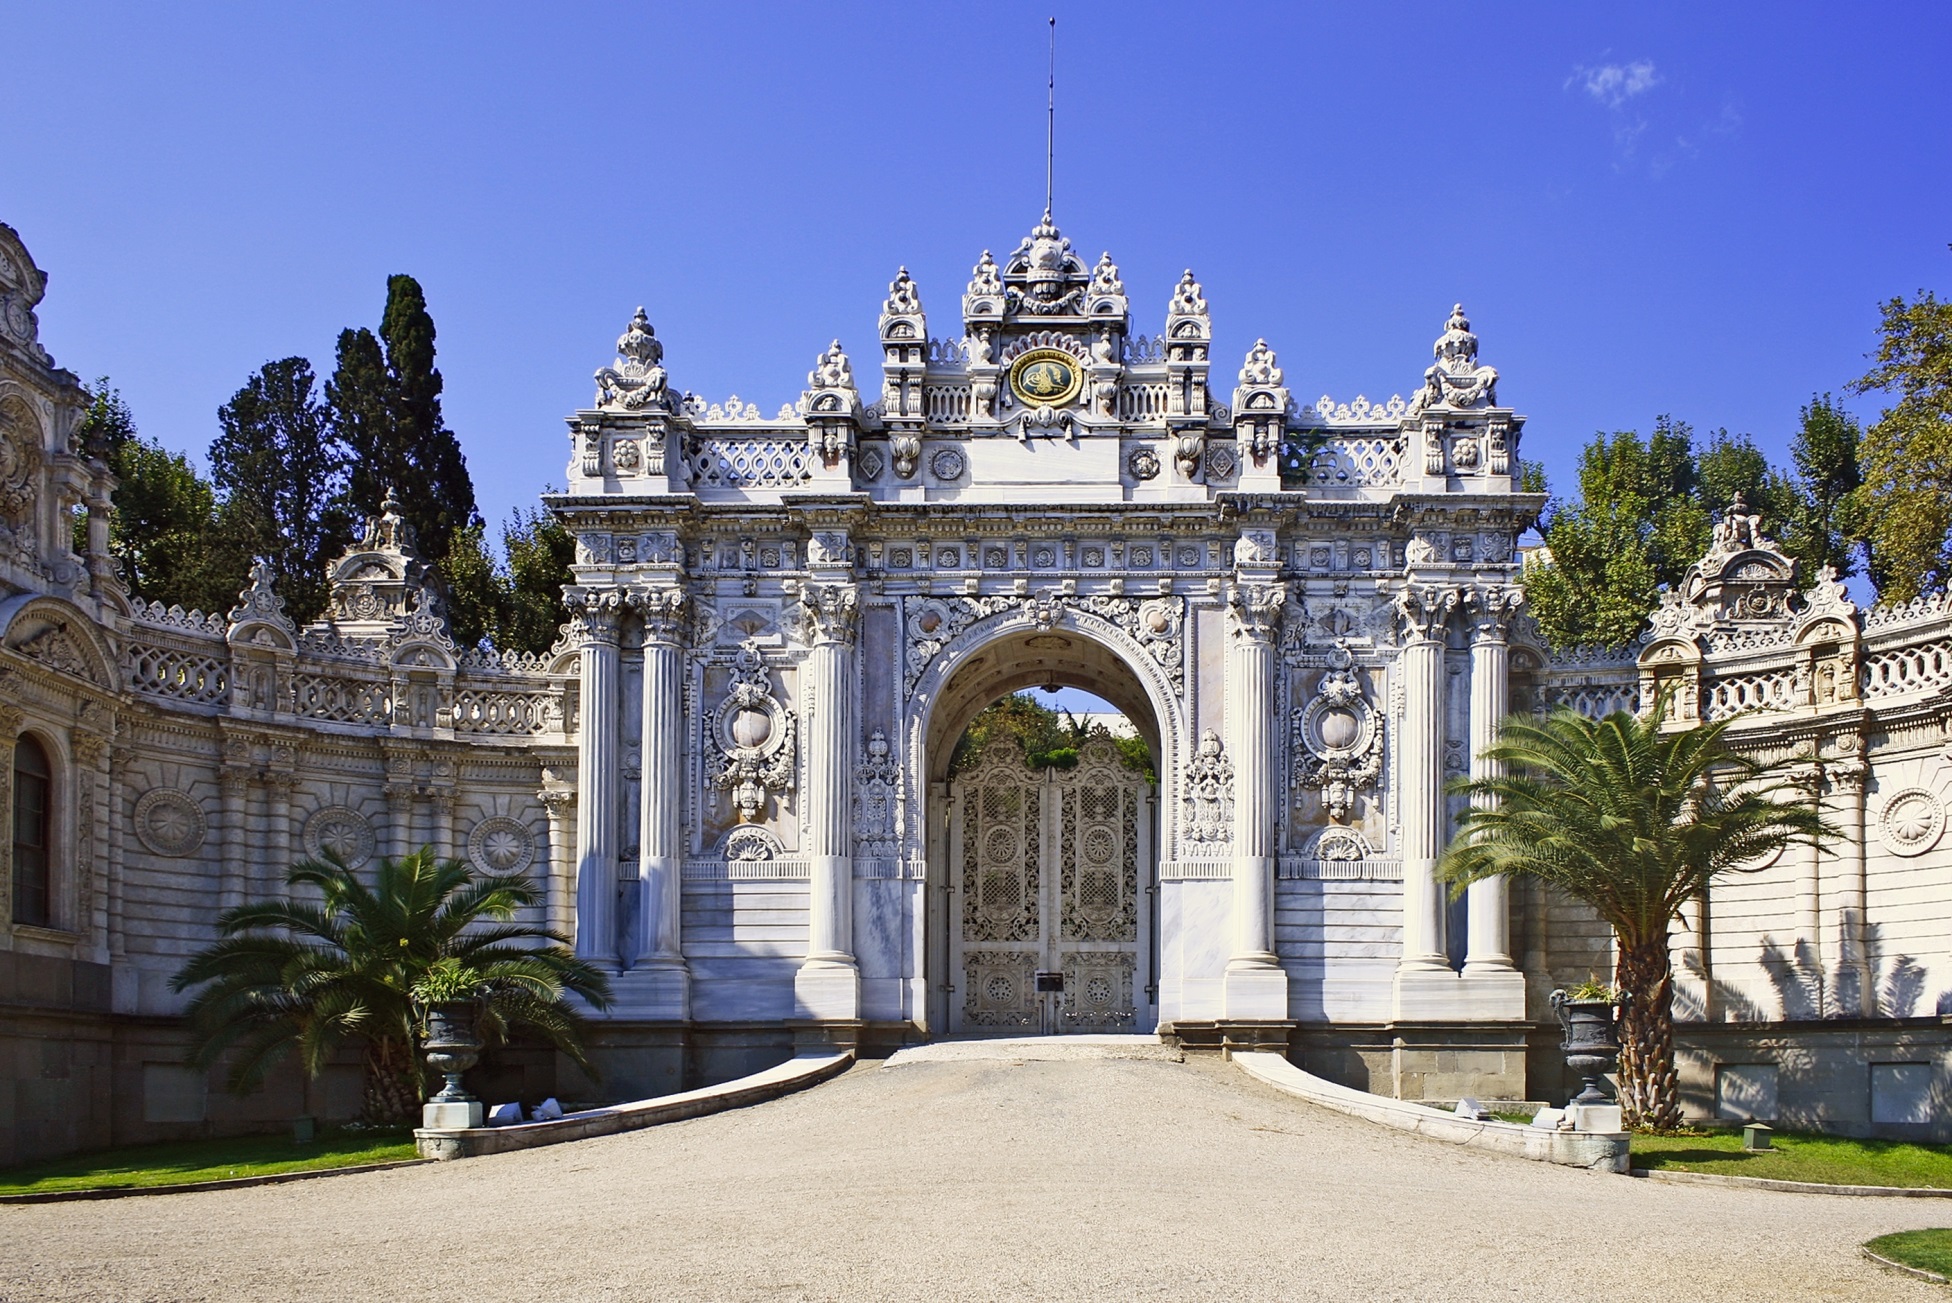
[303,805,376,868]
[468,816,537,875]
[134,788,206,858]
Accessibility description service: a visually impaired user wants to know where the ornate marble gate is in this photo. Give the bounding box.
[948,736,1153,1034]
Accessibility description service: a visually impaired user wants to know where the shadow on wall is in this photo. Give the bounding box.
[1674,916,1947,1022]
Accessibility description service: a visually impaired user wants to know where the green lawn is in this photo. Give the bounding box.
[1866,1230,1952,1280]
[1633,1129,1952,1188]
[0,1129,418,1196]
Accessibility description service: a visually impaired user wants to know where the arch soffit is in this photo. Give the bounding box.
[911,610,1182,786]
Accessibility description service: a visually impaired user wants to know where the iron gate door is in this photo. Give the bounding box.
[947,735,1153,1034]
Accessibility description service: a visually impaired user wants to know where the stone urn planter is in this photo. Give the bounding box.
[422,999,484,1106]
[1549,988,1626,1106]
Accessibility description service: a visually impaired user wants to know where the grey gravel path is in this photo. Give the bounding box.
[2,1053,1942,1302]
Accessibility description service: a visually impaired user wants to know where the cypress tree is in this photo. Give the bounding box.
[326,275,480,567]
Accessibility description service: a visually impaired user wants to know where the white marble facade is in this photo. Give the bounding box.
[4,216,1952,1148]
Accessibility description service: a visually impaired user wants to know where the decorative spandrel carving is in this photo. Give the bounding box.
[707,639,796,824]
[594,307,670,412]
[1408,304,1499,414]
[900,591,1186,698]
[0,394,42,546]
[1180,729,1233,847]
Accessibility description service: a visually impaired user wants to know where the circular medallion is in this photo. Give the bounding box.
[1085,976,1115,1007]
[929,447,966,481]
[1128,448,1160,481]
[1008,348,1084,408]
[1082,826,1117,865]
[468,816,536,875]
[985,974,1015,1002]
[134,788,206,858]
[304,805,375,868]
[983,827,1020,866]
[1880,788,1945,858]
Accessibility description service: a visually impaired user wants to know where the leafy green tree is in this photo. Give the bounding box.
[501,501,577,655]
[81,379,247,613]
[172,848,612,1125]
[439,523,510,652]
[211,357,355,624]
[1439,702,1831,1130]
[326,275,480,568]
[1786,393,1867,582]
[1849,279,1952,601]
[1522,418,1712,649]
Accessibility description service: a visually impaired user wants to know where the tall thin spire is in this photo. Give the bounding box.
[1045,16,1056,220]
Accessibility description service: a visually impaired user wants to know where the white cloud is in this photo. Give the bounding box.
[1571,60,1660,109]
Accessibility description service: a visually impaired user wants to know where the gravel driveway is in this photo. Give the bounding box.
[3,1048,1941,1302]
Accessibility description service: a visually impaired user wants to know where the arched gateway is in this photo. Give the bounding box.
[550,212,1540,1094]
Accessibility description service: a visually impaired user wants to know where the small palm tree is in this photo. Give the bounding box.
[1438,702,1831,1130]
[172,847,612,1125]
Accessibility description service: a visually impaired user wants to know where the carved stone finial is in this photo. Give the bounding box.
[594,306,670,411]
[808,340,855,393]
[1089,252,1124,298]
[227,558,291,630]
[884,267,923,318]
[1239,338,1283,387]
[1408,302,1498,414]
[967,250,1003,298]
[1169,270,1208,318]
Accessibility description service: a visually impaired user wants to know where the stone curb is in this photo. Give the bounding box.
[1631,1166,1952,1198]
[0,1158,433,1205]
[1862,1246,1952,1283]
[1232,1052,1632,1173]
[413,1051,854,1160]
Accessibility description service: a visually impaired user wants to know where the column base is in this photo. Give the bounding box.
[607,961,690,1020]
[1394,966,1527,1021]
[1223,957,1289,1021]
[794,956,861,1021]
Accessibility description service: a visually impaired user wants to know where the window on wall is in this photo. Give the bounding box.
[12,736,51,927]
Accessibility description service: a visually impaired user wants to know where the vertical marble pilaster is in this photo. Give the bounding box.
[264,772,296,898]
[218,766,251,912]
[1827,757,1871,1016]
[539,787,577,944]
[383,786,416,862]
[573,597,623,966]
[1395,584,1456,976]
[629,586,690,1017]
[1221,539,1288,1022]
[795,576,861,1022]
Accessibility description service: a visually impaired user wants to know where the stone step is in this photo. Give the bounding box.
[885,1035,1184,1065]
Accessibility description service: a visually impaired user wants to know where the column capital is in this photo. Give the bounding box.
[1464,585,1522,643]
[1225,581,1285,644]
[800,580,860,647]
[1396,584,1461,643]
[567,588,625,644]
[629,584,690,646]
[538,787,577,816]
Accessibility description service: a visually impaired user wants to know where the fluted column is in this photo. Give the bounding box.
[1396,585,1456,974]
[1222,566,1289,1022]
[383,786,416,862]
[1463,587,1518,974]
[795,579,861,1021]
[573,596,623,966]
[635,588,690,1009]
[264,772,296,898]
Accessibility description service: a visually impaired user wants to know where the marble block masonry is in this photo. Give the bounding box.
[3,214,1951,1165]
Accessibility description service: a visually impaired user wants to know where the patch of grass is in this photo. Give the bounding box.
[1632,1129,1952,1188]
[1491,1109,1538,1125]
[0,1128,417,1196]
[1866,1230,1952,1280]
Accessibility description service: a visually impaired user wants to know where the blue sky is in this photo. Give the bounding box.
[4,2,1950,547]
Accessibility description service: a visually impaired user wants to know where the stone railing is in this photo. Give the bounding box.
[685,436,814,491]
[121,600,570,742]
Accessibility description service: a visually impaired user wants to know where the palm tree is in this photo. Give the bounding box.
[1438,702,1831,1130]
[172,847,612,1125]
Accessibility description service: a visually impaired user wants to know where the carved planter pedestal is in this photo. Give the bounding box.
[421,1000,485,1129]
[1550,989,1626,1133]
